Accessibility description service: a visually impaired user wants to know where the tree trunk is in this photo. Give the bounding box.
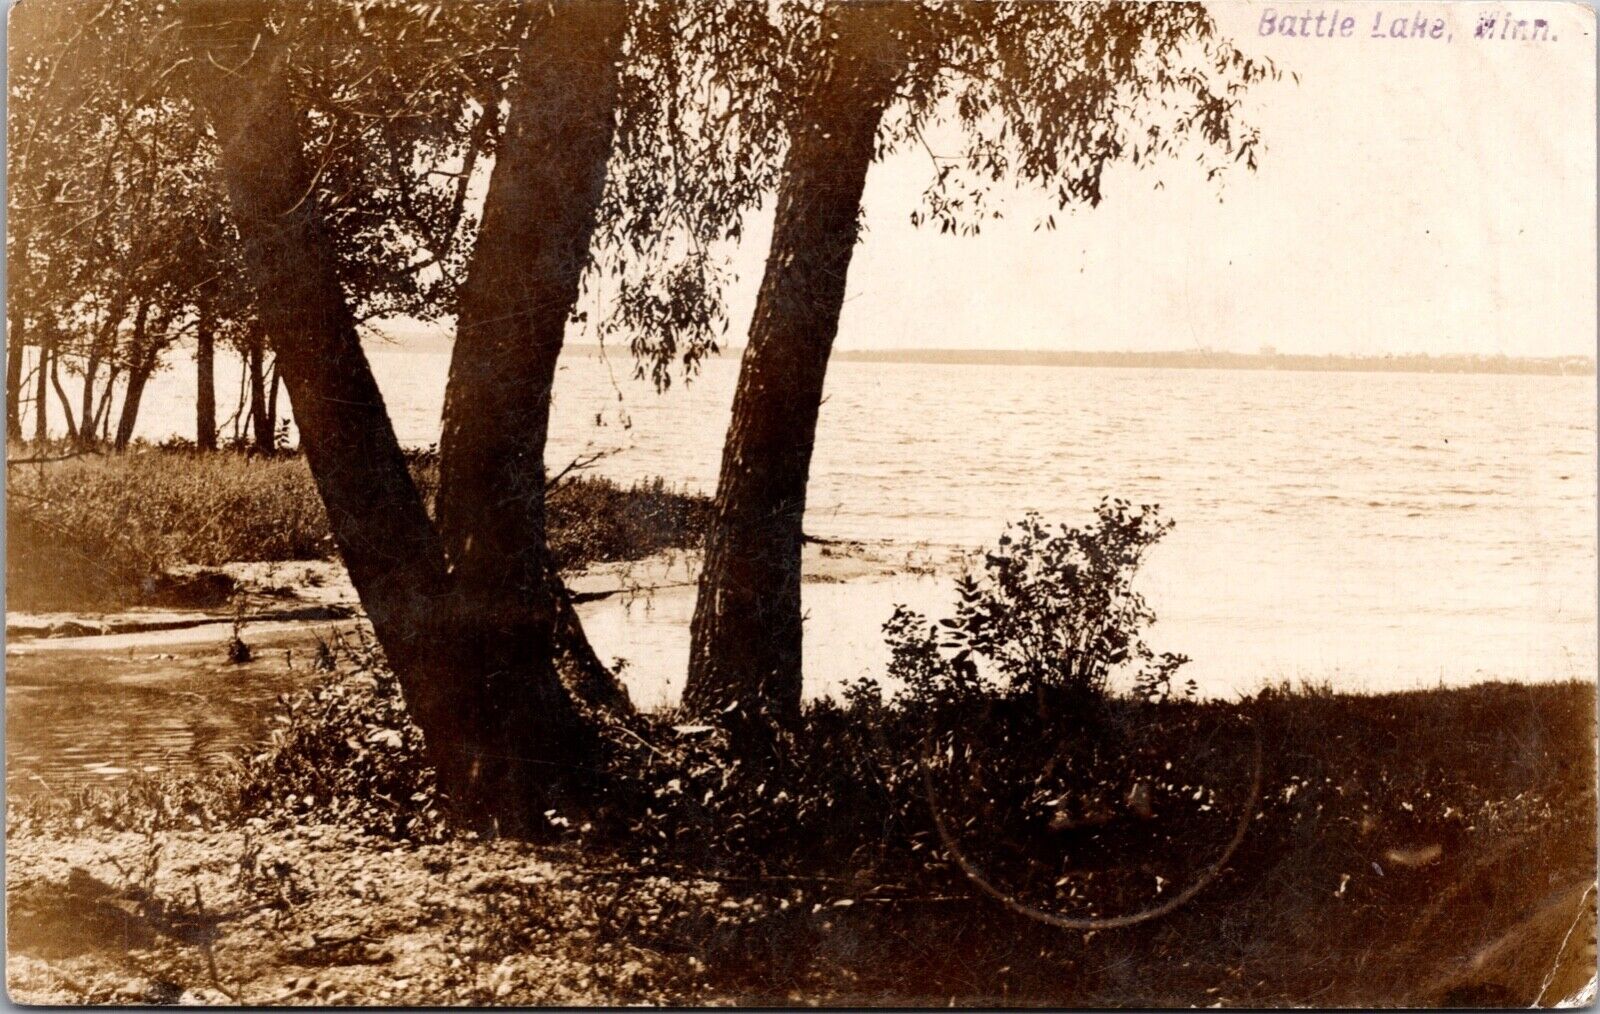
[435,0,632,716]
[49,352,78,444]
[75,294,132,449]
[107,299,152,449]
[195,304,216,450]
[32,342,49,444]
[265,358,281,444]
[227,356,248,443]
[247,333,271,452]
[114,356,153,450]
[76,350,100,449]
[94,363,120,441]
[9,227,30,443]
[7,314,26,442]
[181,6,596,830]
[684,18,906,730]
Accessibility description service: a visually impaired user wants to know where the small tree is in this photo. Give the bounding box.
[884,500,1192,711]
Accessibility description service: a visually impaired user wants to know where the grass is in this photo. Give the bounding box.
[8,653,1594,1006]
[5,446,710,610]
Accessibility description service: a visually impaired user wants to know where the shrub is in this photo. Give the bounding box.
[230,629,448,841]
[547,475,711,571]
[598,677,1253,923]
[598,506,1236,910]
[884,500,1193,708]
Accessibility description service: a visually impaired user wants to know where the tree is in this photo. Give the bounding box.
[684,1,918,732]
[7,0,243,449]
[6,0,110,443]
[171,0,785,812]
[191,212,233,451]
[684,1,1278,733]
[434,0,632,714]
[21,0,784,821]
[177,0,629,828]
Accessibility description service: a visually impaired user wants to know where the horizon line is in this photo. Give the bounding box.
[364,330,1594,365]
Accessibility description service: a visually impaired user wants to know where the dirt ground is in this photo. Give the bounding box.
[8,816,1596,1007]
[6,823,750,1006]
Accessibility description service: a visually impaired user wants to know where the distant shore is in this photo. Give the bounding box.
[825,347,1593,376]
[361,329,1596,377]
[550,343,1597,376]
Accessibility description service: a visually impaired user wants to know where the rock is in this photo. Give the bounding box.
[312,923,366,945]
[49,620,107,638]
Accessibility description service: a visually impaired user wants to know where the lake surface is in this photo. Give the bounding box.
[111,349,1600,699]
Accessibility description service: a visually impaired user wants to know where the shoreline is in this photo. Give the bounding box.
[8,538,1594,799]
[510,342,1600,377]
[2,542,967,798]
[4,538,965,650]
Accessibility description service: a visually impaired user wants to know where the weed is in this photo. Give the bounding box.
[6,446,710,610]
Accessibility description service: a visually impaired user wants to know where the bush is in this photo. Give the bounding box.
[884,500,1193,707]
[597,506,1243,924]
[230,629,448,841]
[547,475,711,571]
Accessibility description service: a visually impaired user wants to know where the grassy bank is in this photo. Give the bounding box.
[6,447,710,611]
[7,656,1594,1006]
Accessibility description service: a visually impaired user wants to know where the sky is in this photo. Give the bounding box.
[385,0,1597,359]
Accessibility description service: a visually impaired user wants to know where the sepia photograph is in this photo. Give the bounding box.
[3,0,1596,1005]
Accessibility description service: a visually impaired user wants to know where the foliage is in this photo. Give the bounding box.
[266,0,525,324]
[595,0,788,388]
[598,682,1249,919]
[886,501,1193,707]
[11,639,1593,1005]
[8,0,256,445]
[8,0,1284,450]
[597,509,1227,921]
[895,3,1283,234]
[547,475,712,572]
[5,447,711,610]
[231,629,448,840]
[594,1,1283,393]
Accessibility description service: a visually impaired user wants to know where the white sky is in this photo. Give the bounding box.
[395,1,1597,358]
[835,1,1597,356]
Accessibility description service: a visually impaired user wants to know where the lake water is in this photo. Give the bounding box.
[112,349,1600,701]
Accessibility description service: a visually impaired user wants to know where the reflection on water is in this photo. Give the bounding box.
[5,631,335,799]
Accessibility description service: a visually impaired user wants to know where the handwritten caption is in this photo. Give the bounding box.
[1257,9,1561,44]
